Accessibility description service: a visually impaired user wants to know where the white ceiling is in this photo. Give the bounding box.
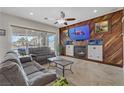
[0,7,122,28]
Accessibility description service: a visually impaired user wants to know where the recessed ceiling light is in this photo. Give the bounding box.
[29,12,34,16]
[93,9,98,13]
[44,17,48,20]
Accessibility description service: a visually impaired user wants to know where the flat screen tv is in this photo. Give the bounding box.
[69,25,90,41]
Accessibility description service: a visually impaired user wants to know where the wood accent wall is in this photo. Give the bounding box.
[59,10,123,67]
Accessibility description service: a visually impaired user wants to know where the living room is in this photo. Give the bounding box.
[0,7,124,86]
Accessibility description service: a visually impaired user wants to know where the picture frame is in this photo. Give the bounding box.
[0,29,6,36]
[95,20,110,33]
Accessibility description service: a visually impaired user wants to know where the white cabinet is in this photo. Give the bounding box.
[88,45,103,61]
[66,45,74,56]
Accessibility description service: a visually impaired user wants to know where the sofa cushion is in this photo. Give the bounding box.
[22,62,34,68]
[27,69,56,86]
[23,65,39,75]
[29,47,51,54]
[36,56,47,61]
[0,61,29,86]
[20,57,32,63]
[29,47,52,55]
[30,61,45,71]
[22,61,45,75]
[3,53,22,68]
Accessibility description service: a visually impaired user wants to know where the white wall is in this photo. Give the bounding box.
[0,12,59,62]
[0,13,1,26]
[0,13,8,62]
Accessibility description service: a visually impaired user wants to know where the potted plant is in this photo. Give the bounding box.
[53,77,68,86]
[55,44,62,56]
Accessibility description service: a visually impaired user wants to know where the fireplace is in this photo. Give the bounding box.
[74,46,87,58]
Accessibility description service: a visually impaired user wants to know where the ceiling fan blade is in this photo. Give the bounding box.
[65,18,76,21]
[64,22,68,25]
[54,22,58,24]
[60,11,65,18]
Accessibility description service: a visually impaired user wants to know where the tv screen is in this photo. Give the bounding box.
[69,25,90,41]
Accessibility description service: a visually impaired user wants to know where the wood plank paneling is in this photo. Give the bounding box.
[59,10,123,67]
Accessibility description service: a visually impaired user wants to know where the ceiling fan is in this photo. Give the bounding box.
[44,11,76,25]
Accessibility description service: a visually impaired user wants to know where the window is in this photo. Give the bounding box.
[47,33,56,51]
[27,30,44,48]
[11,26,47,55]
[12,28,28,50]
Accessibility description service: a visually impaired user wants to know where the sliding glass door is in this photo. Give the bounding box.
[12,27,45,55]
[11,26,56,56]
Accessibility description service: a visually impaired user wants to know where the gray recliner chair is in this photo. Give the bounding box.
[29,47,55,65]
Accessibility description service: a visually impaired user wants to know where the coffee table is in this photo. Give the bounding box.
[48,56,74,77]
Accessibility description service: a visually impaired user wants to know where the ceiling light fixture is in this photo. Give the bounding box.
[93,9,98,13]
[29,12,34,16]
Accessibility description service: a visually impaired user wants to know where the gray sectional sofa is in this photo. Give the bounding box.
[0,51,57,86]
[29,47,55,65]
